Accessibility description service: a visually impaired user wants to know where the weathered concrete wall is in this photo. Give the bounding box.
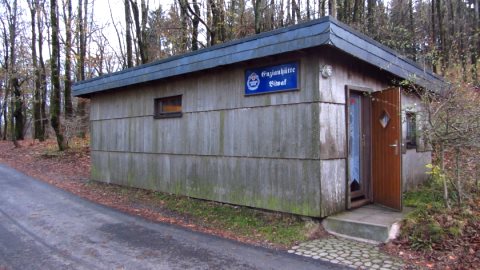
[90,46,418,217]
[401,93,432,191]
[90,53,323,216]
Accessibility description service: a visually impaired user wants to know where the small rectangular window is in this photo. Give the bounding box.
[406,112,417,149]
[154,95,182,118]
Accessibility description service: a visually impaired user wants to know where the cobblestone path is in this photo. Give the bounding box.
[288,237,405,269]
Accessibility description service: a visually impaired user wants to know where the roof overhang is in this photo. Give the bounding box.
[73,16,446,98]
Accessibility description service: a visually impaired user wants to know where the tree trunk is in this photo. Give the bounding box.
[206,0,212,44]
[209,0,222,44]
[2,94,7,140]
[408,0,416,61]
[191,0,200,50]
[50,0,68,151]
[64,0,73,118]
[177,0,189,52]
[77,0,87,78]
[10,83,19,147]
[279,0,284,26]
[218,0,226,42]
[238,0,247,36]
[124,0,133,68]
[0,100,3,140]
[440,143,450,208]
[76,0,88,138]
[329,0,336,19]
[286,0,291,25]
[342,0,351,23]
[455,147,462,205]
[29,0,43,140]
[471,0,479,84]
[38,2,48,141]
[352,0,361,24]
[292,0,301,23]
[226,0,236,39]
[367,0,375,36]
[306,0,310,20]
[254,0,262,33]
[6,0,21,145]
[130,0,149,64]
[12,77,23,140]
[436,0,446,73]
[140,0,148,62]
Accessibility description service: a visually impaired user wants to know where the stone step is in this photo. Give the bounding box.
[322,205,408,243]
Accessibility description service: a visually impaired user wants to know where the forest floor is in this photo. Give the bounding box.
[0,138,478,269]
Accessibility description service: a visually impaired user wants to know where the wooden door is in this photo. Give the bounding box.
[371,87,402,210]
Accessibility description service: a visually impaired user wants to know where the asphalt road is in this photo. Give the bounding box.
[0,164,349,270]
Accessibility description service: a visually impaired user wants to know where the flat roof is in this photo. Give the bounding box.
[73,16,445,97]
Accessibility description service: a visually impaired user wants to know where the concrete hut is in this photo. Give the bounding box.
[73,16,444,218]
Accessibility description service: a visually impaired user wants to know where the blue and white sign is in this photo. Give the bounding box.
[245,62,299,95]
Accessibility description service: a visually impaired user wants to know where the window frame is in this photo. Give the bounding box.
[405,111,417,150]
[154,95,183,119]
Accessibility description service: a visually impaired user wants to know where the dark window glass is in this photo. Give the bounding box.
[406,112,417,149]
[154,95,182,118]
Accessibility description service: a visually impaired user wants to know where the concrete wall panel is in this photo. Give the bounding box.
[91,103,320,159]
[320,159,346,216]
[90,55,319,121]
[319,103,346,159]
[91,150,322,216]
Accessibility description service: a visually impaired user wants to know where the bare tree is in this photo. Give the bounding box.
[1,0,22,146]
[63,0,73,118]
[38,0,48,139]
[292,0,301,23]
[177,0,189,51]
[209,0,226,45]
[76,0,89,138]
[50,0,68,150]
[191,0,201,50]
[28,0,44,141]
[130,0,149,64]
[124,0,133,68]
[329,0,337,18]
[254,0,263,33]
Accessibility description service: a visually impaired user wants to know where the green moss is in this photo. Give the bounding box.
[448,226,462,237]
[173,180,185,195]
[219,111,225,155]
[91,165,100,180]
[186,177,215,199]
[153,191,308,246]
[147,174,156,191]
[264,96,271,106]
[401,183,474,251]
[126,171,135,187]
[310,104,320,158]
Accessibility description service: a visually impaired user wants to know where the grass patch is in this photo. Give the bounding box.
[401,181,478,251]
[153,192,309,246]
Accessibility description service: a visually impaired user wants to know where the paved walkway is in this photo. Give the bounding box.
[288,237,405,269]
[0,164,348,270]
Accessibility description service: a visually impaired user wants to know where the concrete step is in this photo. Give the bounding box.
[322,205,408,244]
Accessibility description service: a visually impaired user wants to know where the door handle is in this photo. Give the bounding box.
[389,140,399,155]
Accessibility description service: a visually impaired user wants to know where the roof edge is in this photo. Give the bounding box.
[73,16,447,97]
